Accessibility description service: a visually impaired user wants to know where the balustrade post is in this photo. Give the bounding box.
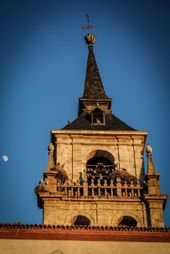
[97,179,101,196]
[83,171,88,197]
[131,181,134,197]
[104,179,107,196]
[77,180,80,197]
[71,185,74,196]
[110,179,113,196]
[124,181,128,197]
[64,182,68,196]
[117,178,122,196]
[91,179,94,196]
[137,180,141,197]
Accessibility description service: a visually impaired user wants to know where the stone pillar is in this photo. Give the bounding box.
[147,200,165,227]
[83,170,88,197]
[144,144,167,227]
[44,172,57,193]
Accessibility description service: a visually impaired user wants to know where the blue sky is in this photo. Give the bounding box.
[0,0,170,226]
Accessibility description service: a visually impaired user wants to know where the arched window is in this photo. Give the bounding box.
[73,215,91,226]
[118,216,137,227]
[86,150,115,185]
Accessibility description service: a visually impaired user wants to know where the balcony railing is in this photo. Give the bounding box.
[55,178,143,199]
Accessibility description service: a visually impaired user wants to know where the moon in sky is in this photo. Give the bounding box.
[2,155,8,162]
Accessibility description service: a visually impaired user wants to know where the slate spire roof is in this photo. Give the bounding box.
[83,45,108,99]
[63,37,135,131]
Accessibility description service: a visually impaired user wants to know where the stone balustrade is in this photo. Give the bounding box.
[56,178,143,199]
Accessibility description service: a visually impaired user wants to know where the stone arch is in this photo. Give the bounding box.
[86,150,115,184]
[73,215,91,226]
[118,216,137,227]
[65,210,95,226]
[86,150,115,164]
[112,212,142,227]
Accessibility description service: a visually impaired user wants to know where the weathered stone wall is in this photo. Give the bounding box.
[38,130,149,227]
[43,199,146,226]
[53,130,147,181]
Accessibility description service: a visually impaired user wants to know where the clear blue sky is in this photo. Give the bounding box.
[0,0,170,226]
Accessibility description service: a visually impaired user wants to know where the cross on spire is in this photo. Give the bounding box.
[81,14,95,32]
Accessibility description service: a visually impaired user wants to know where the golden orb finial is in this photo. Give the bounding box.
[85,33,96,45]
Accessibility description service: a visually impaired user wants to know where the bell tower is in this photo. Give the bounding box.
[36,30,167,228]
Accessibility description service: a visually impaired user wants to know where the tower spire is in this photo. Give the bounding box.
[83,45,108,99]
[64,22,134,130]
[78,18,112,115]
[81,15,107,98]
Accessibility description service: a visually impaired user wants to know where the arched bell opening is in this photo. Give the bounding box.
[73,215,91,226]
[118,216,137,227]
[86,150,115,185]
[91,107,105,125]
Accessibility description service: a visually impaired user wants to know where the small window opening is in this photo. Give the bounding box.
[118,216,137,227]
[91,108,105,125]
[74,215,91,226]
[87,156,114,184]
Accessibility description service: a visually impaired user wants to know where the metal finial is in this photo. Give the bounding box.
[81,15,96,45]
[81,14,95,32]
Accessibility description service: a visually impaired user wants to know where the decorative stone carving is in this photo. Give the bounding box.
[146,144,152,155]
[35,180,45,194]
[54,163,68,185]
[47,143,55,170]
[146,144,156,175]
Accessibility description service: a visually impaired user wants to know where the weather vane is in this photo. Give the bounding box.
[81,15,96,45]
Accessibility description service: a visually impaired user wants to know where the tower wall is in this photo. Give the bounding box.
[52,130,147,181]
[43,199,147,226]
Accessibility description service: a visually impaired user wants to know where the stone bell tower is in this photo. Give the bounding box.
[36,32,167,228]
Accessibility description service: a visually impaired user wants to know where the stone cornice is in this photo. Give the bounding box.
[51,129,148,136]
